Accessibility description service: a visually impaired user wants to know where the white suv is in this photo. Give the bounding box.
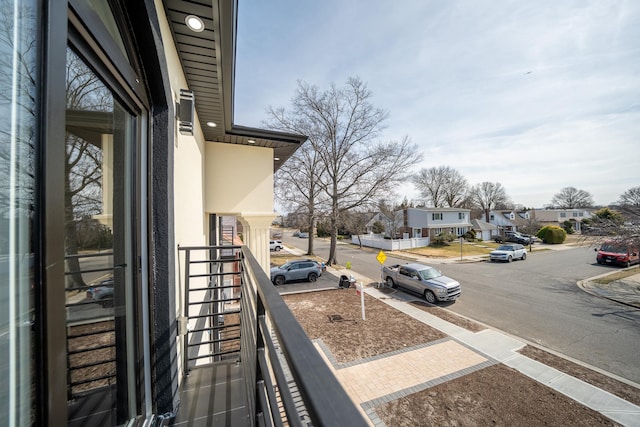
[269,240,284,251]
[489,244,527,262]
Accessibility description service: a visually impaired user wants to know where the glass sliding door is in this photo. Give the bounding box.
[0,0,39,425]
[64,47,144,426]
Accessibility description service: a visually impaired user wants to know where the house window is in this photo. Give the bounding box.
[457,227,466,236]
[413,228,421,238]
[458,212,465,220]
[509,213,515,220]
[432,212,443,220]
[525,212,530,219]
[560,212,566,218]
[490,214,495,221]
[433,228,442,235]
[573,212,580,217]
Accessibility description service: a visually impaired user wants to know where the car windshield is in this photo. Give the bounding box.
[418,267,442,280]
[278,262,293,269]
[601,243,626,253]
[497,245,515,251]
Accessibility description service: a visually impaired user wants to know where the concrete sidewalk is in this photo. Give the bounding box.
[330,267,640,426]
[579,270,640,309]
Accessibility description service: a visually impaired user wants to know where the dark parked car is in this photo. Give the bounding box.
[270,259,323,285]
[493,231,531,245]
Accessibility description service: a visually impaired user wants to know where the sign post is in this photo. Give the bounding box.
[356,282,365,320]
[376,250,387,288]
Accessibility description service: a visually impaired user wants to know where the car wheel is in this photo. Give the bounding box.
[424,290,436,304]
[521,253,526,260]
[275,247,281,251]
[100,298,113,308]
[308,272,318,282]
[274,276,285,286]
[625,261,630,268]
[507,255,512,263]
[386,277,396,288]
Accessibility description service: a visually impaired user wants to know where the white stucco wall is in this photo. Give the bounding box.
[156,0,210,376]
[204,142,274,214]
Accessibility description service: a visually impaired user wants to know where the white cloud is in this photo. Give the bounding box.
[236,0,640,207]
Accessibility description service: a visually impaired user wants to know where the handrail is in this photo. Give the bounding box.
[178,244,368,426]
[242,247,368,427]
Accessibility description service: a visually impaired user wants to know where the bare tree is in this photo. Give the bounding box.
[550,186,594,209]
[271,135,325,255]
[582,206,640,249]
[470,182,510,222]
[377,199,402,239]
[618,186,640,208]
[268,77,423,265]
[412,166,468,207]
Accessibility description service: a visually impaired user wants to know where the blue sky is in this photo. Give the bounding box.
[234,0,640,208]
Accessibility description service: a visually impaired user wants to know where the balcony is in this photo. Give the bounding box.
[173,245,368,426]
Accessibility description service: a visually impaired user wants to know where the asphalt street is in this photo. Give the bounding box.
[279,233,640,384]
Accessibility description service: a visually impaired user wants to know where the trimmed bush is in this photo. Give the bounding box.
[537,225,567,244]
[561,220,575,234]
[432,232,457,245]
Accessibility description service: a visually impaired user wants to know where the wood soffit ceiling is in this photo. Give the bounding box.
[162,0,306,169]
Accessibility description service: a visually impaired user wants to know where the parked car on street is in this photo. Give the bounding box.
[382,263,461,304]
[298,231,309,238]
[490,244,527,262]
[270,259,323,285]
[269,240,284,251]
[595,241,639,267]
[86,277,114,307]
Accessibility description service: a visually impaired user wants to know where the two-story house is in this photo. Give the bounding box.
[532,209,593,233]
[488,210,532,234]
[366,207,472,240]
[399,207,473,239]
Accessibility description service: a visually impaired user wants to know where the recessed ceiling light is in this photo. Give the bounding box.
[248,139,256,144]
[185,15,205,32]
[206,121,217,128]
[274,157,280,161]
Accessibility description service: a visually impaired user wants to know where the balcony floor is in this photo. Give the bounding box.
[172,362,249,426]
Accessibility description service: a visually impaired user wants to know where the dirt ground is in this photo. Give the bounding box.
[283,288,637,426]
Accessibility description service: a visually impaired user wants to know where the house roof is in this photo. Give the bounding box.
[492,210,530,226]
[162,0,306,170]
[471,219,498,231]
[413,207,471,212]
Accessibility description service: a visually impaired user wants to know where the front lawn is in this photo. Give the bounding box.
[404,241,499,258]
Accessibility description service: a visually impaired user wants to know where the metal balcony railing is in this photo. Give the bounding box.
[179,245,368,427]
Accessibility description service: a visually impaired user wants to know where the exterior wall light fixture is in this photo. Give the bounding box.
[178,89,195,135]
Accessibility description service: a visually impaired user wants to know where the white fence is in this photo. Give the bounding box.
[351,234,430,250]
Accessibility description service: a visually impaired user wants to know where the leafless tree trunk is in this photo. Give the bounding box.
[267,77,423,264]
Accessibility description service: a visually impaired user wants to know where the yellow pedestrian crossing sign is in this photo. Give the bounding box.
[376,250,387,265]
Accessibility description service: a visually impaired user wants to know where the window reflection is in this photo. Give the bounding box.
[65,47,136,425]
[0,0,38,424]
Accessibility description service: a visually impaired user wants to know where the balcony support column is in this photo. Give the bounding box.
[238,214,275,274]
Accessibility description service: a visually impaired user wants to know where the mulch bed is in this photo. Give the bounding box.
[283,288,633,426]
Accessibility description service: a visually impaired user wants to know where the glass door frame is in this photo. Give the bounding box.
[38,2,152,424]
